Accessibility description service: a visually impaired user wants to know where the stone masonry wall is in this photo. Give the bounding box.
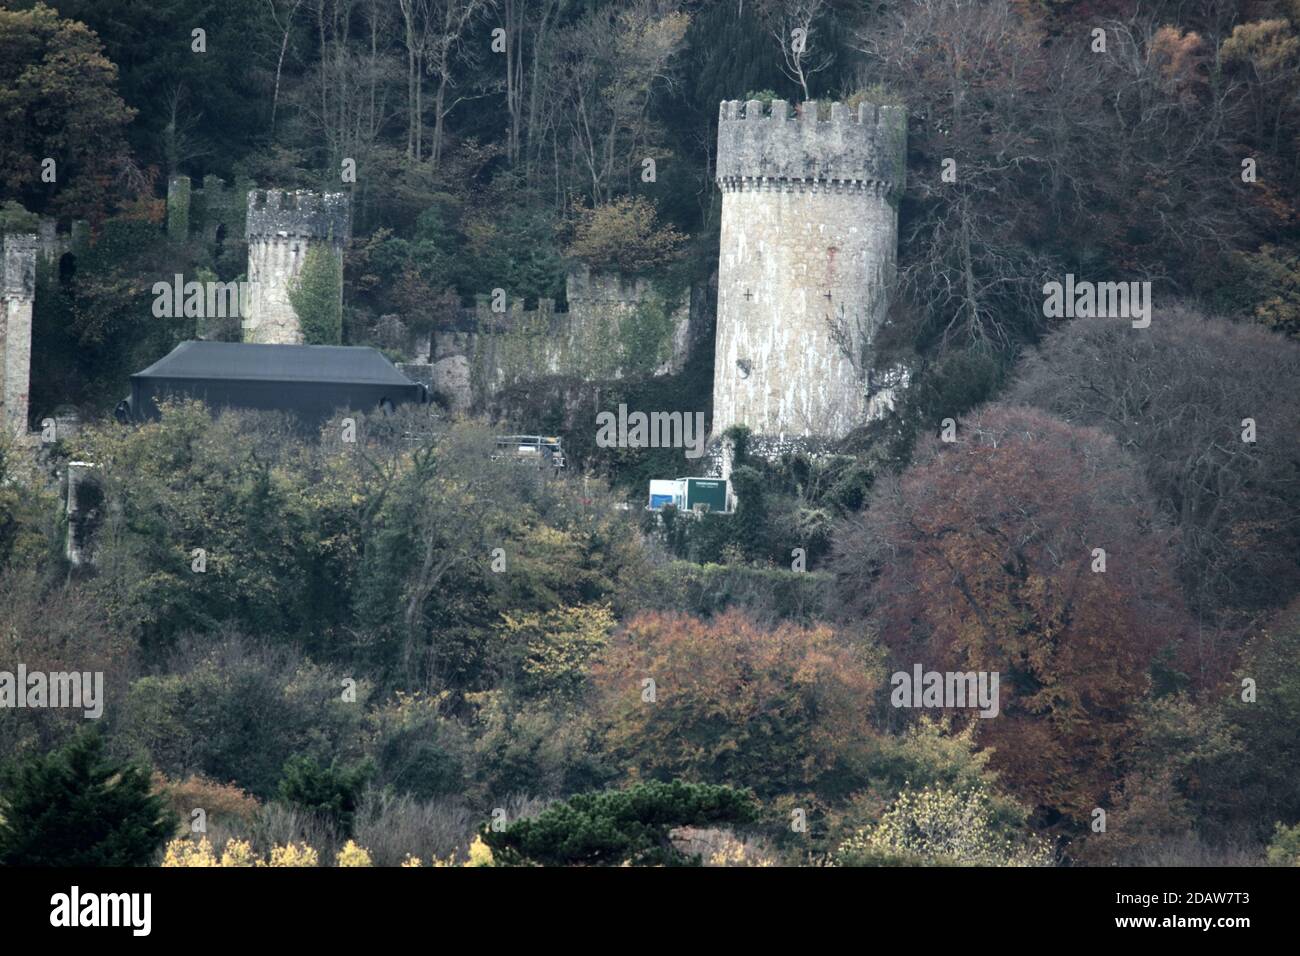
[167,174,254,247]
[400,265,702,413]
[713,98,905,440]
[1,234,37,437]
[243,189,350,345]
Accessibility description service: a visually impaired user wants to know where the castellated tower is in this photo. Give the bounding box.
[713,99,906,441]
[244,189,350,345]
[1,234,37,436]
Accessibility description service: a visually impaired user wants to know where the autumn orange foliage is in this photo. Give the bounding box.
[838,405,1193,826]
[591,610,881,801]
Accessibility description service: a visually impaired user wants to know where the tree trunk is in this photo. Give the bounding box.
[432,75,447,166]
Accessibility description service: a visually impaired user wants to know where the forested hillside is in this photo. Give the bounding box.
[1,0,1299,870]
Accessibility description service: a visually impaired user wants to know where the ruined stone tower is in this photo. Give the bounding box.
[243,189,350,345]
[713,99,906,440]
[1,234,37,437]
[167,174,253,249]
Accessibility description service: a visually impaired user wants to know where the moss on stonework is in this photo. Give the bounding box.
[0,202,41,235]
[167,179,191,240]
[469,337,491,406]
[619,291,677,376]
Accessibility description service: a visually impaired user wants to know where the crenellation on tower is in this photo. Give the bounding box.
[716,97,905,195]
[32,217,86,263]
[246,189,351,245]
[712,98,906,443]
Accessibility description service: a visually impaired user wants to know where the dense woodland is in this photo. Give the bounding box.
[1,0,1299,867]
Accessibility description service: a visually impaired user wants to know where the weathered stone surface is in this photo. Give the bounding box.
[1,234,37,436]
[713,99,906,440]
[243,189,350,345]
[431,354,472,412]
[66,461,102,567]
[405,265,702,412]
[168,175,253,247]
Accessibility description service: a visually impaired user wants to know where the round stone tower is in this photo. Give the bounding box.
[713,98,906,441]
[244,189,350,345]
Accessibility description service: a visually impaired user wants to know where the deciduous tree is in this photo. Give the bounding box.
[591,610,881,801]
[0,2,136,219]
[1009,307,1300,625]
[834,405,1192,827]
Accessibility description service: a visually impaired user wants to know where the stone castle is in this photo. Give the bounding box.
[165,174,251,253]
[398,265,700,413]
[6,98,905,444]
[165,177,687,388]
[1,218,89,437]
[713,98,906,442]
[168,176,351,345]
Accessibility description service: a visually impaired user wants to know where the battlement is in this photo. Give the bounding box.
[565,263,658,307]
[199,174,242,206]
[716,99,906,192]
[2,234,37,299]
[246,189,351,245]
[168,174,253,244]
[34,218,89,261]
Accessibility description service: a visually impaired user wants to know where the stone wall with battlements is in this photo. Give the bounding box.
[167,174,255,248]
[36,218,88,263]
[712,98,906,440]
[397,265,707,414]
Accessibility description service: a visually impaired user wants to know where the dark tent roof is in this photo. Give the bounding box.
[133,341,414,386]
[123,341,427,426]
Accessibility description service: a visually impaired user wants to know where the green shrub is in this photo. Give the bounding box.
[623,561,832,624]
[1266,822,1300,865]
[836,785,1052,868]
[277,755,374,838]
[482,780,758,866]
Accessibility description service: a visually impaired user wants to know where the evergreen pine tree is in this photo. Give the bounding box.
[482,780,758,866]
[288,244,343,345]
[0,730,176,866]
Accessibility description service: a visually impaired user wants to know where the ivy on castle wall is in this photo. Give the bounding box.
[30,220,193,417]
[289,245,343,345]
[618,292,677,376]
[474,279,687,397]
[0,201,42,235]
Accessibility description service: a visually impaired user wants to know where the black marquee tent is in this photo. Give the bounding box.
[119,341,428,425]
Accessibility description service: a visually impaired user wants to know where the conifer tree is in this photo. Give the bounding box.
[482,780,758,867]
[0,730,176,866]
[288,244,343,345]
